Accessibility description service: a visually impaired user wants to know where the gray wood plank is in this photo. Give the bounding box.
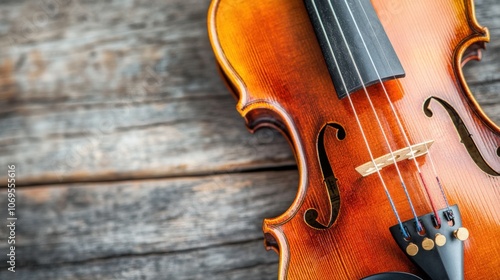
[0,96,293,184]
[0,170,297,279]
[0,0,294,185]
[0,241,277,280]
[467,82,500,120]
[0,0,224,103]
[0,240,279,280]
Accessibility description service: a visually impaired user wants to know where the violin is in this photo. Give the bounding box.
[208,0,500,279]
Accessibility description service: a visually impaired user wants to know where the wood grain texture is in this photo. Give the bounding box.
[0,0,498,279]
[0,0,294,185]
[0,171,297,279]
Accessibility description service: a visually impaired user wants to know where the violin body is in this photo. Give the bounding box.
[208,0,500,279]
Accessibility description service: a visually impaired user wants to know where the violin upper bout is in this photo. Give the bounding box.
[208,0,285,131]
[207,0,247,109]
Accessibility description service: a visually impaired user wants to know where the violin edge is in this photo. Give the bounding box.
[454,0,500,134]
[208,3,308,279]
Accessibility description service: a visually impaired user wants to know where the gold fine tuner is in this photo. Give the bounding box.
[422,237,435,251]
[454,227,470,241]
[435,233,447,247]
[406,243,419,256]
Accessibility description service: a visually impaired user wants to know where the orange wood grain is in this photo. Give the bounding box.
[209,0,500,279]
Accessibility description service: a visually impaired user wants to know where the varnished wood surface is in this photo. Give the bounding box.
[0,0,498,279]
[210,0,500,279]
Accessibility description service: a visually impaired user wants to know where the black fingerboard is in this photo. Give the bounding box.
[304,0,405,99]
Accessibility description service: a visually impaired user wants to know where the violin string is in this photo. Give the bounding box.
[342,0,442,226]
[356,0,452,215]
[311,0,408,237]
[328,0,422,231]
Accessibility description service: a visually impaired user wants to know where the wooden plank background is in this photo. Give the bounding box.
[0,0,498,279]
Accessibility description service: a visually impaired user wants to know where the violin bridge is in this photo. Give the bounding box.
[355,140,434,177]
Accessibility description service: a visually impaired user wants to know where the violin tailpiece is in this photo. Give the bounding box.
[389,205,466,280]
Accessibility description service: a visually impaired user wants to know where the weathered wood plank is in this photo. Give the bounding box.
[467,82,500,119]
[0,240,279,280]
[0,0,499,185]
[0,0,223,103]
[463,0,500,85]
[0,0,295,186]
[0,170,297,279]
[0,96,293,184]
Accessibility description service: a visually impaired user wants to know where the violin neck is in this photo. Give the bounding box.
[304,0,405,99]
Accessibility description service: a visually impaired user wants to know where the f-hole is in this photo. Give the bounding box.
[423,96,499,176]
[304,123,345,230]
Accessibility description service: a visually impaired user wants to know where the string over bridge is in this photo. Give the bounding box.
[356,140,434,177]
